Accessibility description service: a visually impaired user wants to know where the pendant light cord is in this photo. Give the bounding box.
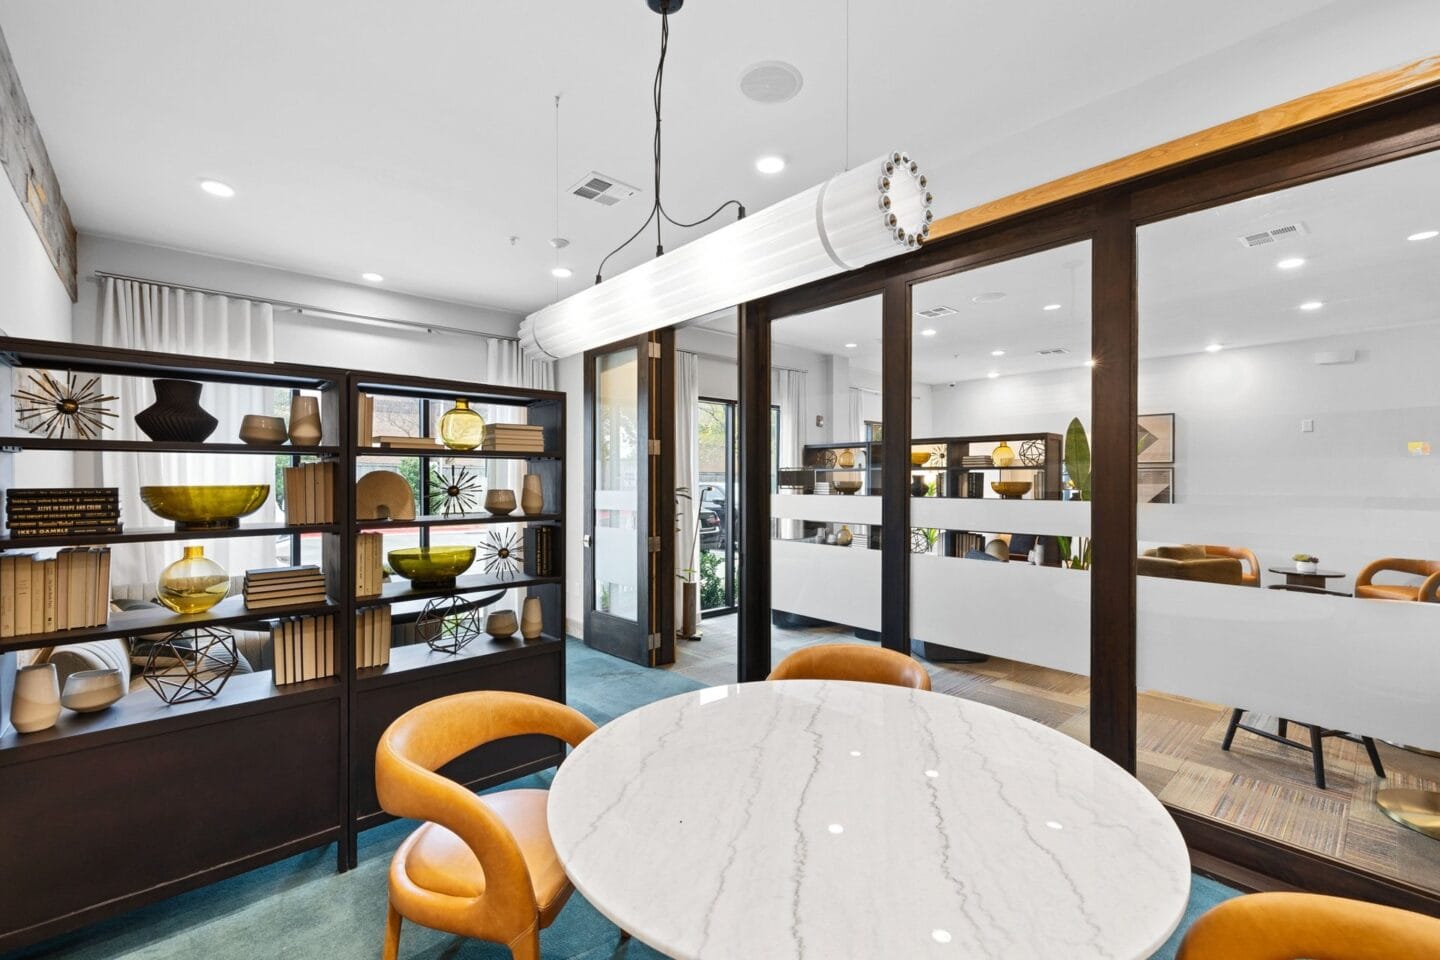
[595,1,746,285]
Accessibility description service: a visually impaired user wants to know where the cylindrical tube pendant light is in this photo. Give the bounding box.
[519,153,932,360]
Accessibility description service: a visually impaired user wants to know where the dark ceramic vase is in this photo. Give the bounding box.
[911,473,929,497]
[135,379,218,443]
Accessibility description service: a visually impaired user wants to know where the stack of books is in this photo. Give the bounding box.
[354,606,392,669]
[283,462,335,524]
[0,547,111,637]
[355,532,383,597]
[5,488,121,538]
[271,615,335,685]
[960,455,994,469]
[243,565,327,610]
[482,423,544,452]
[525,526,558,577]
[372,434,440,451]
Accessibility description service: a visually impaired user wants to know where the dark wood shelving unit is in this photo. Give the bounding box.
[0,338,569,952]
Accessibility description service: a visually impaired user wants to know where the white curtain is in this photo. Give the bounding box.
[847,387,866,443]
[99,278,276,596]
[484,336,557,615]
[771,368,807,539]
[674,352,701,633]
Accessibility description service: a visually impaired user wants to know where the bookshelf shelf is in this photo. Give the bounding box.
[0,337,568,952]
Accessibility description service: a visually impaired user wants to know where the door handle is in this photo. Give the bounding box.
[583,534,592,548]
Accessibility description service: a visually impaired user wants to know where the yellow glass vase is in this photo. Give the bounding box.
[991,440,1016,467]
[157,545,230,614]
[439,399,486,451]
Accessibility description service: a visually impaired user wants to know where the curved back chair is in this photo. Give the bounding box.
[1178,891,1440,959]
[1355,558,1440,603]
[768,643,932,690]
[375,690,598,960]
[1202,544,1261,586]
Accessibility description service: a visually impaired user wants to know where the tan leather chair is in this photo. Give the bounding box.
[1202,544,1260,587]
[1139,545,1243,586]
[768,643,931,690]
[375,690,598,960]
[1178,891,1440,959]
[1355,558,1440,603]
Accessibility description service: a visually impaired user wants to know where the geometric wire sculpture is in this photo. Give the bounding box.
[1016,438,1046,467]
[476,528,524,580]
[417,594,483,654]
[428,464,481,517]
[11,370,118,440]
[141,625,239,704]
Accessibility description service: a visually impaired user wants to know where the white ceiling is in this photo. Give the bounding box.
[0,0,1349,316]
[762,149,1440,384]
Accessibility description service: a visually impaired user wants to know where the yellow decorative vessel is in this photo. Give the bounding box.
[991,480,1033,499]
[388,546,476,588]
[140,484,269,531]
[157,545,230,613]
[438,399,486,451]
[991,440,1016,467]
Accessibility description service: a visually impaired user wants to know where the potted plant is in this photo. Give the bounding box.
[1293,553,1319,574]
[1054,417,1092,570]
[675,486,701,639]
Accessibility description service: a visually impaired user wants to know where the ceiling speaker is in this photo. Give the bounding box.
[739,61,804,104]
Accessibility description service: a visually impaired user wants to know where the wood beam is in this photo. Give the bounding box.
[930,54,1440,244]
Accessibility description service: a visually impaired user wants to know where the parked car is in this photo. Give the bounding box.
[698,484,729,551]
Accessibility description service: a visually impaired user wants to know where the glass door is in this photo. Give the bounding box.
[698,398,739,615]
[584,335,667,664]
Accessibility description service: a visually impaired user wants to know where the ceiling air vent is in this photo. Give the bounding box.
[916,305,957,319]
[1036,347,1070,356]
[569,172,642,206]
[1236,221,1309,248]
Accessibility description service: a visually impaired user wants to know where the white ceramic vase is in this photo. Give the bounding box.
[521,474,544,516]
[288,395,322,447]
[12,663,61,733]
[521,597,544,640]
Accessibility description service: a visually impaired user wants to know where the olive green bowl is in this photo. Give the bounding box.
[140,484,270,531]
[388,546,476,588]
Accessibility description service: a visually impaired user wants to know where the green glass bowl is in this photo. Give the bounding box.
[388,546,476,588]
[140,484,270,531]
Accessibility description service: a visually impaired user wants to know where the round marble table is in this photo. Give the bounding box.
[548,680,1190,959]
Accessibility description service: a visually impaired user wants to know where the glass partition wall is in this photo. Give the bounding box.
[1135,150,1440,895]
[769,295,885,660]
[909,243,1093,728]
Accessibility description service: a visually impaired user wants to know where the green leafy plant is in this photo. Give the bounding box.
[675,486,700,583]
[1292,553,1319,563]
[1055,417,1093,570]
[699,550,725,609]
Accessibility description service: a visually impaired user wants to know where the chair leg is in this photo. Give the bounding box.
[1308,724,1327,790]
[382,901,402,960]
[1363,736,1387,778]
[509,928,541,960]
[1277,718,1289,740]
[1222,708,1243,751]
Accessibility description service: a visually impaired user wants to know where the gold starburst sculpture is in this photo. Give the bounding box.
[12,370,118,440]
[477,528,525,580]
[429,464,481,517]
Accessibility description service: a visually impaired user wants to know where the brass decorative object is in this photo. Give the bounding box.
[438,398,486,450]
[831,473,863,495]
[140,484,270,531]
[429,465,481,517]
[991,439,1016,467]
[1376,789,1440,840]
[387,546,476,588]
[416,594,483,654]
[157,545,230,613]
[909,451,931,466]
[142,626,238,704]
[12,370,117,440]
[477,529,524,580]
[991,480,1033,499]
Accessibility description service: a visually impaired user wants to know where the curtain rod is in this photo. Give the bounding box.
[91,271,519,342]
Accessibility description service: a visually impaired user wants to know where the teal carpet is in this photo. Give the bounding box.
[8,639,1237,959]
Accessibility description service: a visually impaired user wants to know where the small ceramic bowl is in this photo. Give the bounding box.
[486,609,519,639]
[485,489,517,516]
[60,668,125,713]
[239,414,288,446]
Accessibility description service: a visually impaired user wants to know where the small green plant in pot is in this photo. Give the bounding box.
[1292,553,1319,574]
[1055,417,1092,570]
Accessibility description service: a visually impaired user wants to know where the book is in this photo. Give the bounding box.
[244,582,326,599]
[1,555,14,638]
[373,435,441,450]
[246,564,321,580]
[43,559,57,632]
[357,393,375,446]
[245,592,327,611]
[356,532,382,597]
[14,557,32,636]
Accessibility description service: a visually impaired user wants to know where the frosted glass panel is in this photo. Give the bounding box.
[594,348,639,621]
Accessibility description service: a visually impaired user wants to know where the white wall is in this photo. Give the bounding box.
[74,235,522,380]
[0,183,75,488]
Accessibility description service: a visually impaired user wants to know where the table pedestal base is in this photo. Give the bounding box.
[1376,788,1440,840]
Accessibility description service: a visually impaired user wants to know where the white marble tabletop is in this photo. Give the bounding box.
[549,680,1190,960]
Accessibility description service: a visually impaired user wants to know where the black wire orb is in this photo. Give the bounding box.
[417,595,483,655]
[1017,439,1046,467]
[141,626,238,704]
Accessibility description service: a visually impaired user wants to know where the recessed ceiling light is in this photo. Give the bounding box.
[1276,257,1306,270]
[361,272,383,283]
[827,823,844,835]
[199,179,235,198]
[551,266,573,279]
[932,930,953,944]
[844,342,857,349]
[1042,303,1062,311]
[971,292,1006,304]
[1299,300,1324,311]
[1205,343,1223,352]
[990,349,1005,356]
[920,328,937,337]
[1408,230,1438,242]
[987,370,999,379]
[755,155,786,174]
